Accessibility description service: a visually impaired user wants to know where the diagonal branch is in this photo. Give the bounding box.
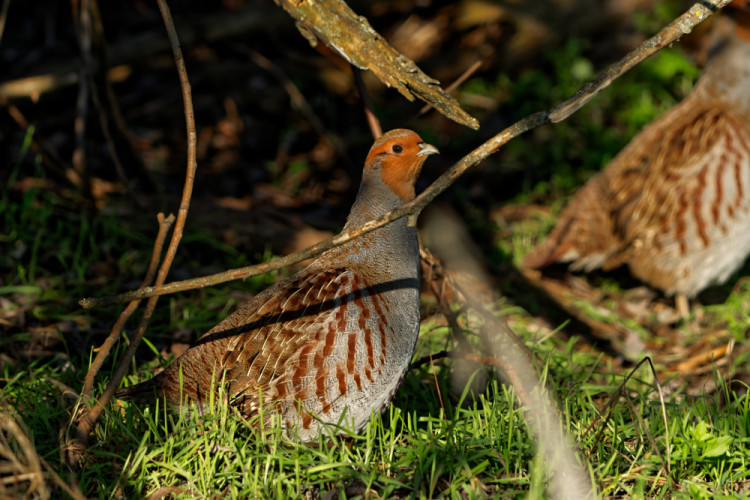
[79,0,731,310]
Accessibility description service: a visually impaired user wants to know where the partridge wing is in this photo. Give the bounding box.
[215,267,375,418]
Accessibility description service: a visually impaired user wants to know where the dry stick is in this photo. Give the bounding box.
[420,246,534,361]
[583,357,673,486]
[0,411,47,498]
[724,339,735,399]
[412,349,451,369]
[91,0,161,195]
[466,285,596,499]
[250,49,329,140]
[621,389,671,486]
[74,0,197,443]
[72,0,93,198]
[245,48,353,169]
[79,0,730,312]
[420,246,534,408]
[420,215,594,498]
[417,60,482,117]
[420,252,467,337]
[428,351,446,420]
[40,457,88,500]
[84,0,143,205]
[5,103,76,185]
[80,213,175,402]
[351,64,382,139]
[0,0,11,45]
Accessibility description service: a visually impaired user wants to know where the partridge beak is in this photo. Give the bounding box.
[416,143,439,157]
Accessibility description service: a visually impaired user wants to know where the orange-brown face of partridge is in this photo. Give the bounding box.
[364,129,439,201]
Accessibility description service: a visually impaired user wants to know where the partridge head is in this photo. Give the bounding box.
[523,1,750,316]
[116,129,438,440]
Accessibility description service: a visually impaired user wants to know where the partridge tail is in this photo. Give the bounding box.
[114,377,161,404]
[523,237,573,269]
[523,177,619,271]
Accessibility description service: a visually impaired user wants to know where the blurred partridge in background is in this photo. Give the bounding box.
[524,0,750,317]
[116,129,438,440]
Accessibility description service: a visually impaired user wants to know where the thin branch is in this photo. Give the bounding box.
[351,64,382,139]
[40,456,88,500]
[72,0,93,199]
[429,351,446,420]
[79,213,175,402]
[79,0,730,310]
[547,2,723,123]
[5,102,78,187]
[417,60,482,117]
[420,245,533,359]
[411,349,451,369]
[0,0,11,45]
[244,47,353,169]
[86,0,145,206]
[251,49,328,138]
[583,356,675,487]
[438,249,595,498]
[73,0,197,444]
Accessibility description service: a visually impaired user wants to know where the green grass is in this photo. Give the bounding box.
[5,306,750,497]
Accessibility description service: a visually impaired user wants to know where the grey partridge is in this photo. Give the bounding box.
[524,2,750,316]
[116,129,439,440]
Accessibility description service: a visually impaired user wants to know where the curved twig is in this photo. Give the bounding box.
[79,213,175,403]
[73,0,198,444]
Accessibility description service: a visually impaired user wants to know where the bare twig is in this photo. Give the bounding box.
[5,103,78,186]
[79,0,729,310]
[72,0,93,198]
[85,0,143,205]
[251,49,328,138]
[429,351,446,420]
[0,0,11,45]
[583,357,674,487]
[621,389,670,487]
[422,212,595,499]
[90,0,161,194]
[73,0,197,444]
[417,60,482,117]
[0,400,87,500]
[244,47,352,169]
[411,349,451,369]
[420,249,468,341]
[0,407,46,498]
[0,4,286,99]
[351,65,382,139]
[420,245,532,358]
[79,213,175,403]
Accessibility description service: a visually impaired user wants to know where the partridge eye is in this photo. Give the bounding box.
[392,144,403,153]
